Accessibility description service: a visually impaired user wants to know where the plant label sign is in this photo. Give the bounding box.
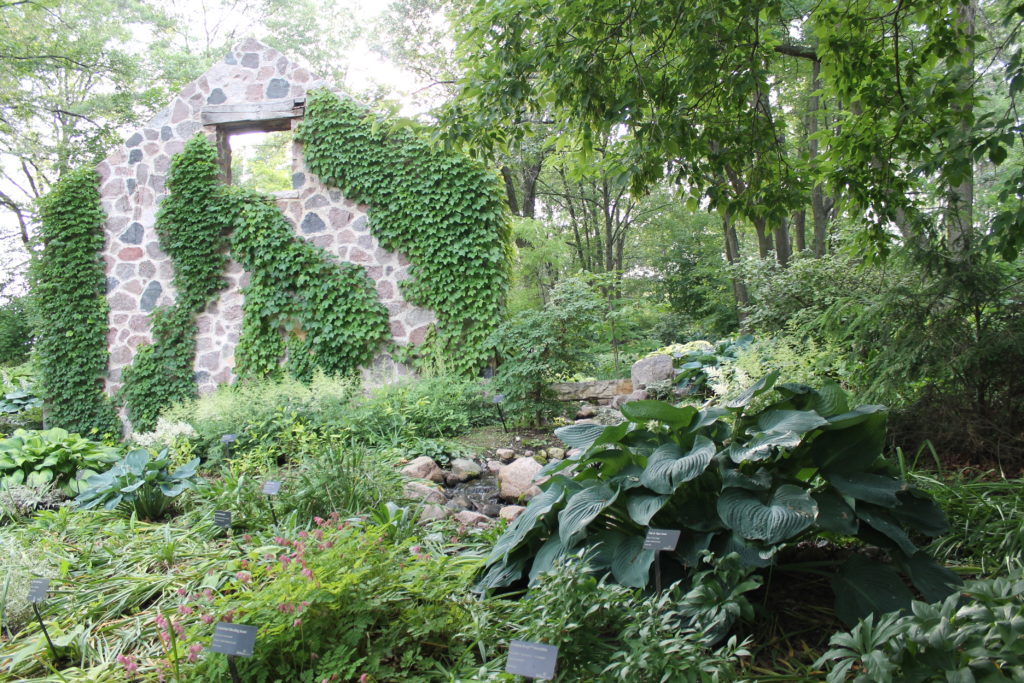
[506,639,557,680]
[27,578,49,604]
[492,394,505,404]
[643,528,681,551]
[214,510,232,528]
[210,623,257,657]
[262,481,281,495]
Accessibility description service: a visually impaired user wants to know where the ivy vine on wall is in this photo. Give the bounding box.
[119,135,228,431]
[298,90,511,374]
[225,185,390,382]
[31,168,122,436]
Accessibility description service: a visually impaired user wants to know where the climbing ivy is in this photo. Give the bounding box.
[298,89,511,374]
[31,169,121,436]
[119,135,228,431]
[225,186,390,382]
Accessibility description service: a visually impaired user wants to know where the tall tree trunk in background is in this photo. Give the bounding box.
[947,0,976,252]
[808,59,834,257]
[501,156,543,219]
[775,217,792,267]
[792,209,806,252]
[722,212,749,325]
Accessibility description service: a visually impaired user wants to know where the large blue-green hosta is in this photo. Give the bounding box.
[479,373,960,625]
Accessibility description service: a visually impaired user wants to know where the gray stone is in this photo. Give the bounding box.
[547,447,565,460]
[499,505,526,522]
[631,354,675,389]
[419,504,448,522]
[449,458,482,482]
[305,195,329,209]
[486,459,503,474]
[551,379,633,401]
[126,179,137,194]
[140,281,163,312]
[105,277,119,293]
[128,148,143,164]
[498,457,542,501]
[193,371,210,384]
[241,52,260,68]
[266,78,290,98]
[611,389,649,410]
[403,480,446,505]
[454,510,491,527]
[160,126,173,141]
[495,448,516,463]
[351,215,368,231]
[446,494,473,510]
[401,455,444,483]
[176,121,199,138]
[300,212,326,234]
[125,133,143,147]
[576,404,598,419]
[121,223,144,245]
[481,503,502,517]
[224,52,237,65]
[206,88,226,104]
[291,172,305,189]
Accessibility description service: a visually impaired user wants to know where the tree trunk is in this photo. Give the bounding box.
[947,0,976,252]
[722,212,749,324]
[775,218,792,267]
[792,209,806,253]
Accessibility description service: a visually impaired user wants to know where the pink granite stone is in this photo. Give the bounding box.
[118,247,144,261]
[126,335,150,349]
[143,142,160,156]
[129,315,150,332]
[170,99,190,124]
[409,325,429,345]
[123,280,143,295]
[108,293,135,312]
[198,352,220,371]
[246,83,263,100]
[337,229,356,244]
[389,320,406,338]
[376,281,394,299]
[110,346,132,366]
[350,248,370,263]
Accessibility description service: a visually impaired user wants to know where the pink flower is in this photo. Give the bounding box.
[301,568,314,581]
[279,554,291,567]
[176,588,187,596]
[177,605,194,616]
[273,536,286,545]
[243,534,253,543]
[173,621,184,637]
[359,675,369,682]
[187,642,204,662]
[203,588,214,601]
[293,618,302,627]
[116,654,138,673]
[201,614,214,624]
[222,610,235,623]
[235,571,251,584]
[409,545,422,555]
[154,614,168,629]
[314,516,325,526]
[298,530,308,539]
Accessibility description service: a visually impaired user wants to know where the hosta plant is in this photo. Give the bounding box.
[0,428,120,495]
[478,373,960,625]
[74,448,200,520]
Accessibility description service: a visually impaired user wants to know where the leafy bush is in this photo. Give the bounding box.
[0,296,32,366]
[817,571,1024,682]
[479,374,959,625]
[489,277,603,425]
[75,448,200,520]
[0,428,120,495]
[647,335,754,398]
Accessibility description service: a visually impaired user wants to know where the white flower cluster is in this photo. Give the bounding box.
[131,417,198,448]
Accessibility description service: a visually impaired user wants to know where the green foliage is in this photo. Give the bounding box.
[0,427,119,496]
[298,89,511,374]
[480,375,958,625]
[120,134,228,432]
[0,297,32,365]
[225,185,390,382]
[649,336,753,398]
[817,571,1024,682]
[489,277,603,424]
[30,168,121,436]
[75,448,200,520]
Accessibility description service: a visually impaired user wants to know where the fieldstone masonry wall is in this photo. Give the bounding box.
[97,38,434,398]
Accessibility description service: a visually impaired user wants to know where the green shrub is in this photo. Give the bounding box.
[480,374,959,625]
[74,448,200,520]
[489,277,603,426]
[817,571,1024,682]
[0,428,120,495]
[0,297,32,366]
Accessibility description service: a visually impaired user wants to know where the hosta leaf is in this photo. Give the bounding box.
[714,532,773,568]
[610,533,656,588]
[554,423,607,451]
[159,481,190,497]
[170,458,200,480]
[476,554,528,591]
[811,409,888,475]
[822,404,887,430]
[690,407,730,430]
[812,489,858,535]
[891,492,949,537]
[813,382,850,417]
[123,449,150,476]
[832,555,914,625]
[558,482,619,546]
[728,431,802,464]
[673,531,714,567]
[756,409,828,434]
[619,401,697,430]
[26,469,53,487]
[718,485,818,544]
[827,472,908,507]
[725,371,778,410]
[640,436,716,494]
[720,466,773,491]
[899,552,962,603]
[625,491,670,526]
[529,535,573,584]
[857,505,918,556]
[487,480,567,563]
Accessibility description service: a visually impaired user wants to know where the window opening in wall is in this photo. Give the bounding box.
[229,130,293,193]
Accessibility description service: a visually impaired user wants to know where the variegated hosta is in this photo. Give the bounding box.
[479,372,959,625]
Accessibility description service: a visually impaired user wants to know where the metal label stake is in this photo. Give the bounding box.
[492,394,508,432]
[261,481,281,526]
[642,528,681,593]
[210,622,257,683]
[27,579,57,659]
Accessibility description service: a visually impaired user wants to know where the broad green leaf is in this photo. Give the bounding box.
[640,436,716,494]
[832,555,914,625]
[813,382,850,417]
[756,409,828,434]
[619,401,697,430]
[625,491,670,526]
[122,449,150,476]
[714,532,773,568]
[891,492,949,537]
[718,485,818,544]
[822,404,887,430]
[476,554,528,591]
[720,466,773,491]
[610,533,656,588]
[899,552,962,603]
[728,431,802,464]
[159,480,190,497]
[170,457,200,480]
[725,371,779,410]
[558,482,619,545]
[857,505,917,556]
[554,423,607,451]
[827,472,908,507]
[487,480,567,563]
[811,410,888,475]
[528,535,572,584]
[812,489,858,535]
